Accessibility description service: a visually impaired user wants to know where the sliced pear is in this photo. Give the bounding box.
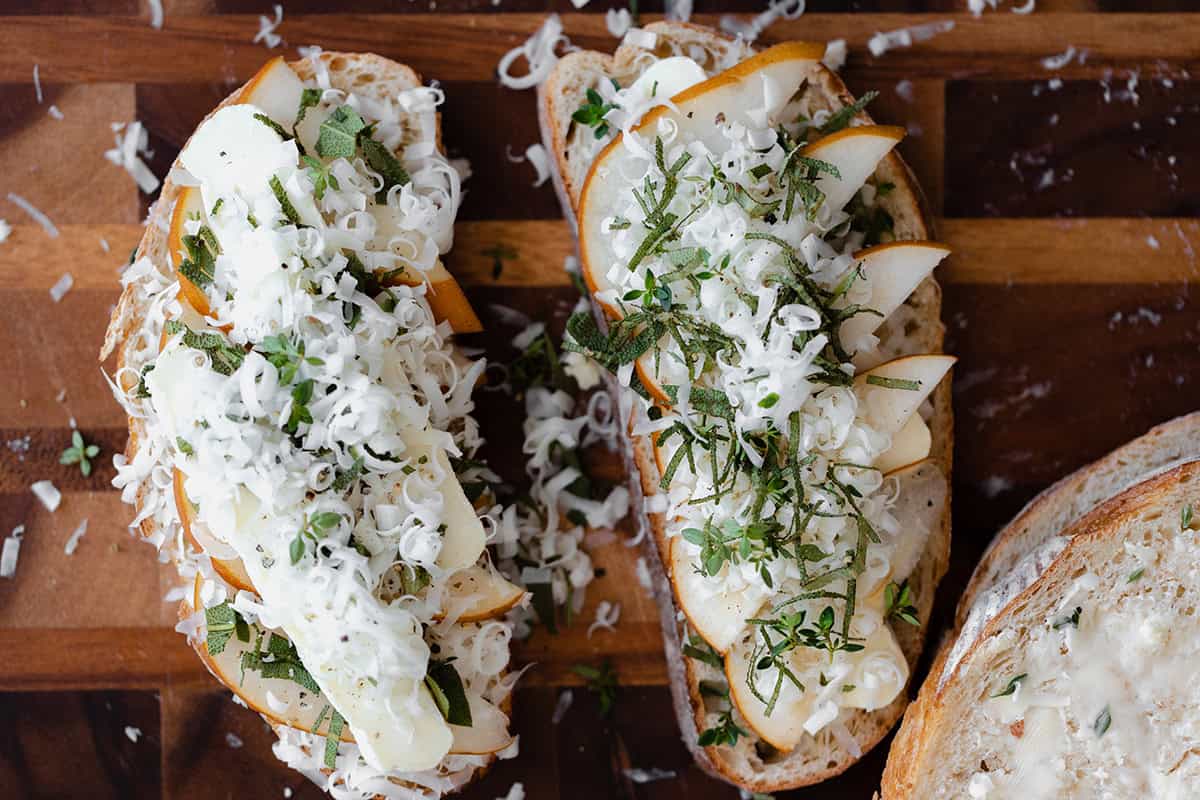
[175,469,257,593]
[724,630,812,750]
[394,429,487,573]
[838,242,951,353]
[444,565,526,623]
[167,186,213,316]
[874,412,931,474]
[884,458,948,584]
[669,536,769,654]
[179,103,298,203]
[237,55,306,129]
[579,42,824,315]
[854,354,954,438]
[800,124,905,214]
[447,692,515,755]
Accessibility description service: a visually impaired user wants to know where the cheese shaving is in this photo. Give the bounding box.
[605,9,633,39]
[64,518,88,555]
[868,20,956,58]
[147,0,163,29]
[719,0,806,44]
[665,0,693,22]
[521,144,551,187]
[31,480,61,512]
[49,272,73,302]
[551,689,573,724]
[33,64,42,104]
[105,121,161,194]
[497,14,572,91]
[254,4,284,49]
[495,784,525,800]
[124,726,142,743]
[1041,45,1077,70]
[6,193,59,238]
[624,767,676,783]
[47,104,64,120]
[0,220,10,244]
[822,39,847,72]
[0,525,24,579]
[586,600,620,637]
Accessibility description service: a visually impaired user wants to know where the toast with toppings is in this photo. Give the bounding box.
[883,422,1200,798]
[102,52,522,799]
[538,22,953,792]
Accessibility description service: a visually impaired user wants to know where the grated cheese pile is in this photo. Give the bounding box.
[105,56,518,798]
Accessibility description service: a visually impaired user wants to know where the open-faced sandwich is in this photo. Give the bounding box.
[884,413,1200,798]
[539,22,953,793]
[101,52,525,798]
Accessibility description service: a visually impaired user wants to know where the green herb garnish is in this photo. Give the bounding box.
[204,602,249,656]
[164,320,245,376]
[572,659,618,717]
[572,87,618,139]
[253,112,294,143]
[884,580,920,627]
[992,673,1027,698]
[425,660,473,726]
[60,430,101,477]
[288,510,343,564]
[316,105,366,159]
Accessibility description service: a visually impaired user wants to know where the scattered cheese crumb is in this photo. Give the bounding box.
[283,790,293,799]
[32,64,42,104]
[124,726,142,743]
[497,15,571,91]
[49,272,74,302]
[624,767,677,783]
[225,732,244,749]
[665,0,693,22]
[967,0,995,15]
[47,104,63,120]
[981,475,1014,499]
[587,600,621,638]
[1012,0,1036,13]
[605,8,632,38]
[105,121,160,194]
[64,518,88,555]
[720,0,805,44]
[254,4,284,49]
[32,480,62,512]
[522,143,551,187]
[496,784,525,800]
[147,0,163,29]
[868,20,955,58]
[99,237,111,253]
[569,0,590,7]
[822,39,847,72]
[6,193,59,238]
[551,688,574,724]
[1147,235,1161,250]
[0,526,24,579]
[0,219,10,244]
[1041,45,1076,70]
[895,79,915,103]
[635,556,652,591]
[562,351,602,390]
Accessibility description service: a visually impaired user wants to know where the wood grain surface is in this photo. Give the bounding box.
[0,2,1197,798]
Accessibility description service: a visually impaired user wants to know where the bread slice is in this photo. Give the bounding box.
[539,22,952,791]
[958,411,1200,626]
[100,53,505,797]
[883,448,1200,798]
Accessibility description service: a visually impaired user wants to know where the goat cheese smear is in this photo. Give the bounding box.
[109,57,515,798]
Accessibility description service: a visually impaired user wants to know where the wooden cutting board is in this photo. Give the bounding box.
[1,3,1197,798]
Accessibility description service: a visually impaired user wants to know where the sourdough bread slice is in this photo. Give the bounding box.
[100,53,500,798]
[883,456,1200,799]
[539,22,952,791]
[958,411,1200,626]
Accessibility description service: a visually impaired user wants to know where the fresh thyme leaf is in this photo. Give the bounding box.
[482,243,518,280]
[285,379,315,434]
[1052,606,1082,630]
[253,112,293,142]
[330,456,365,493]
[301,154,339,201]
[572,659,618,716]
[1127,566,1145,583]
[1183,503,1194,531]
[359,133,411,201]
[204,602,246,656]
[992,673,1027,698]
[572,87,618,140]
[758,392,780,409]
[883,580,920,627]
[175,436,194,456]
[698,709,748,747]
[163,321,245,376]
[258,333,323,385]
[866,375,921,390]
[134,364,155,399]
[316,105,366,159]
[324,708,344,768]
[178,224,221,288]
[1094,705,1112,737]
[425,660,473,726]
[818,90,879,136]
[295,88,322,129]
[268,175,303,227]
[748,163,773,180]
[60,430,101,477]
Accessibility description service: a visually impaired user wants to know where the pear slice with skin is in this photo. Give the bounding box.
[800,124,906,214]
[176,469,257,593]
[668,536,770,654]
[874,412,932,474]
[186,576,513,758]
[579,42,825,319]
[167,186,213,317]
[854,354,955,438]
[838,241,951,356]
[237,55,306,128]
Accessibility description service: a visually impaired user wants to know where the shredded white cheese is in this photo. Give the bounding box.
[522,143,551,187]
[1012,0,1036,13]
[665,0,693,22]
[719,0,806,44]
[868,20,956,58]
[225,732,244,749]
[105,121,160,194]
[64,518,88,555]
[254,4,284,49]
[1041,45,1077,70]
[32,64,42,104]
[49,272,74,302]
[31,480,61,512]
[497,14,571,91]
[605,8,633,39]
[551,689,573,724]
[47,104,63,120]
[586,600,621,638]
[0,525,24,579]
[100,237,111,253]
[822,39,847,72]
[124,726,142,743]
[0,220,10,244]
[6,193,59,238]
[147,0,163,29]
[495,784,525,800]
[624,767,677,783]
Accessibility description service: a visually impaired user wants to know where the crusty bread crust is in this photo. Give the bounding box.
[540,22,952,792]
[957,411,1200,626]
[100,52,495,797]
[883,455,1200,799]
